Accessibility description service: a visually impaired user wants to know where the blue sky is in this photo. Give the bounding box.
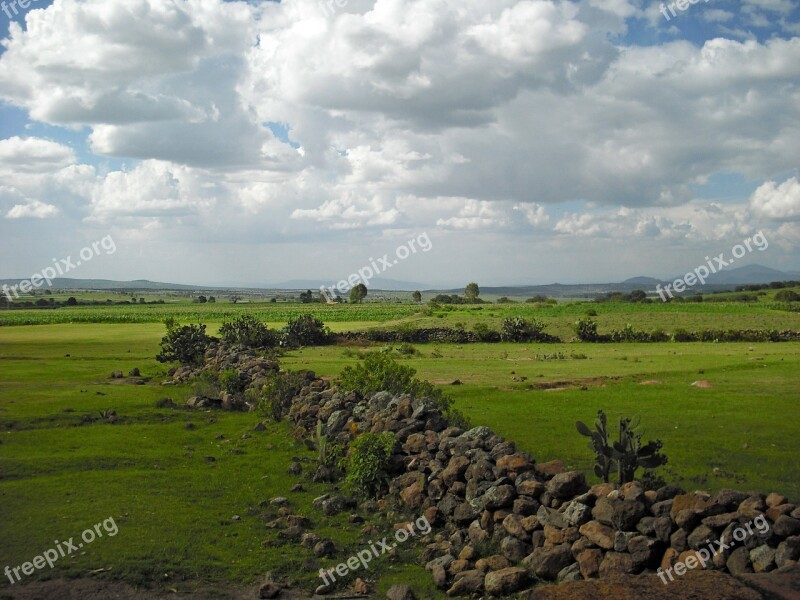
[1,0,798,287]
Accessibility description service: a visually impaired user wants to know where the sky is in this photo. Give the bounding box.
[0,0,798,288]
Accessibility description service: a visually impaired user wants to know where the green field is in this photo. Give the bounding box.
[1,298,799,595]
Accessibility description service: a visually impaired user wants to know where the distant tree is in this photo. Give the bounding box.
[270,297,277,303]
[131,297,137,303]
[230,295,242,304]
[412,290,422,303]
[208,296,216,303]
[36,298,49,306]
[465,282,480,302]
[196,295,207,304]
[66,297,78,306]
[139,298,146,304]
[44,289,52,295]
[629,290,647,303]
[350,284,368,304]
[299,289,314,304]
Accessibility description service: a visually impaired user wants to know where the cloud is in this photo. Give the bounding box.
[0,137,76,172]
[750,176,800,219]
[6,200,60,219]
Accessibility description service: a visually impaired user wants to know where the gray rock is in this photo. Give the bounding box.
[386,584,415,600]
[546,471,589,499]
[749,544,776,573]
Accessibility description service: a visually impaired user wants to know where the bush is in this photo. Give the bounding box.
[219,315,279,348]
[191,371,220,399]
[473,322,500,342]
[220,368,247,396]
[258,370,309,421]
[338,352,469,428]
[156,320,211,366]
[282,314,331,347]
[500,317,556,342]
[575,318,601,342]
[775,290,800,302]
[344,432,397,497]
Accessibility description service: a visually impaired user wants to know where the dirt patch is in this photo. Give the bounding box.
[639,380,661,385]
[691,380,713,388]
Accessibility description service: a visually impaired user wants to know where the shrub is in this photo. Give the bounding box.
[501,317,556,342]
[282,314,331,347]
[191,371,220,399]
[219,315,278,348]
[575,318,601,342]
[473,322,500,342]
[395,342,418,356]
[219,368,247,396]
[338,352,469,428]
[344,432,397,497]
[156,320,211,366]
[258,370,308,421]
[672,328,697,342]
[775,290,800,302]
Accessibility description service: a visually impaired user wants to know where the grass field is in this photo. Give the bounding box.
[1,298,798,595]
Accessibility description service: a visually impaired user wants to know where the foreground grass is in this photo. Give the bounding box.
[0,325,437,596]
[1,320,798,596]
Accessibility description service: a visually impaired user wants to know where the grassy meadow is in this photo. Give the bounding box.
[1,293,798,595]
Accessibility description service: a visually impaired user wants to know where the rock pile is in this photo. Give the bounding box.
[286,380,800,596]
[163,342,280,411]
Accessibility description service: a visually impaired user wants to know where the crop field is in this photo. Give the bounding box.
[1,297,799,597]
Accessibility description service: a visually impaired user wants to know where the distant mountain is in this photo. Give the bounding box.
[701,264,798,285]
[622,276,663,286]
[270,277,430,291]
[2,264,795,297]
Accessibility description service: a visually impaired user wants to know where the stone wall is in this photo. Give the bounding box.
[287,378,800,596]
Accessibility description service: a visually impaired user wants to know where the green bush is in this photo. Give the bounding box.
[501,317,550,342]
[344,432,397,497]
[219,315,279,348]
[258,370,308,421]
[220,368,247,396]
[338,352,469,428]
[575,318,602,342]
[775,290,800,302]
[282,314,332,347]
[156,319,211,366]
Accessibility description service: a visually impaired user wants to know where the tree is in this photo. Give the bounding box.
[465,282,480,302]
[230,295,242,304]
[197,295,208,304]
[412,290,422,303]
[66,297,78,306]
[139,298,146,304]
[208,296,216,303]
[350,283,368,303]
[299,289,314,304]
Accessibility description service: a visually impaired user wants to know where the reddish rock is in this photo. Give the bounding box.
[766,493,788,508]
[537,459,566,476]
[577,548,604,579]
[484,567,530,595]
[497,453,535,475]
[579,521,615,550]
[600,552,636,576]
[446,569,484,596]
